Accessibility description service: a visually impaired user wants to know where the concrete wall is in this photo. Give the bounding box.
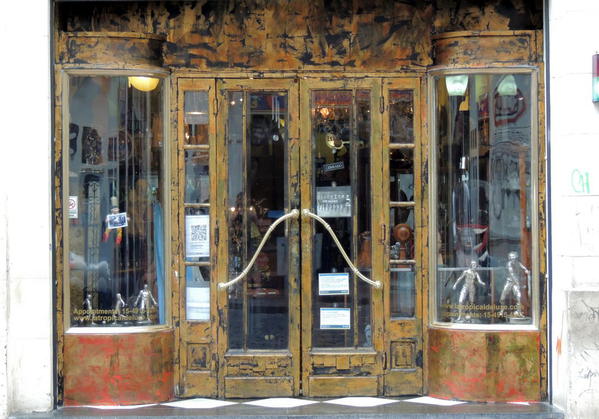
[549,1,599,418]
[0,0,53,416]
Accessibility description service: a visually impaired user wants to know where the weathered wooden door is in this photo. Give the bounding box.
[176,76,424,398]
[298,79,385,396]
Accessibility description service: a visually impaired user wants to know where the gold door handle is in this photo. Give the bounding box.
[218,209,300,289]
[301,209,382,289]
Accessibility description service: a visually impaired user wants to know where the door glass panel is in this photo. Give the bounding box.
[390,208,414,260]
[186,265,210,321]
[184,91,209,145]
[389,90,414,143]
[389,149,414,202]
[391,267,415,318]
[227,91,289,350]
[312,89,372,348]
[184,150,210,203]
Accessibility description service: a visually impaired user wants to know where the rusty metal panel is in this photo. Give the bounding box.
[63,330,175,405]
[433,31,542,67]
[58,32,165,67]
[428,328,541,402]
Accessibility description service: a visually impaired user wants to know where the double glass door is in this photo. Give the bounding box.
[177,77,422,398]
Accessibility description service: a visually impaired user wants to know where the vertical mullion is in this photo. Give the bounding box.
[241,90,249,351]
[350,88,359,348]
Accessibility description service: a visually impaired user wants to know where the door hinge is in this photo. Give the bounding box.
[215,223,219,247]
[213,96,219,116]
[381,223,387,245]
[379,95,385,113]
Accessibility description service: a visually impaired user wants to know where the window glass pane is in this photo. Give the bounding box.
[391,267,415,318]
[67,75,165,327]
[390,149,414,202]
[184,150,209,203]
[312,90,372,348]
[390,208,414,260]
[435,74,533,325]
[389,90,414,144]
[227,91,290,350]
[184,91,209,145]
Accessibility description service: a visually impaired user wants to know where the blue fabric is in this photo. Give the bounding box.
[153,202,165,323]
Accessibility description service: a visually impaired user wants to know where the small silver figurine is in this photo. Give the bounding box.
[453,260,486,322]
[112,293,126,323]
[134,283,158,323]
[499,251,530,318]
[84,293,95,324]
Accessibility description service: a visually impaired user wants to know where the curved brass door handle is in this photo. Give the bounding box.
[218,209,300,289]
[301,209,382,289]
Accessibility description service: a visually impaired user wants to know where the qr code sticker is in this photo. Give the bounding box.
[191,224,208,242]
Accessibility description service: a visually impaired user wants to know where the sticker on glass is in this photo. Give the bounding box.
[319,272,350,295]
[106,212,128,229]
[320,307,351,329]
[68,196,78,219]
[186,215,210,258]
[316,186,351,218]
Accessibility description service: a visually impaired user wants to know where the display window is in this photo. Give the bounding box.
[64,73,167,329]
[432,70,538,328]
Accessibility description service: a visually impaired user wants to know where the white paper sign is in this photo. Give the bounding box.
[68,196,78,219]
[319,273,350,295]
[316,186,352,218]
[186,215,210,258]
[186,287,210,321]
[320,308,351,329]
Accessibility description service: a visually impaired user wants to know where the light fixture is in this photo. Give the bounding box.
[593,54,599,102]
[497,74,518,96]
[445,75,469,96]
[128,76,160,92]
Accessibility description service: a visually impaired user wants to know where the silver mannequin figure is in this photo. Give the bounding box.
[113,293,126,323]
[453,260,485,322]
[499,251,530,318]
[134,283,158,322]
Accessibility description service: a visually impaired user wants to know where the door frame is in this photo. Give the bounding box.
[174,73,426,398]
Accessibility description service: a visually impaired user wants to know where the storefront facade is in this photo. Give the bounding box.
[51,0,546,407]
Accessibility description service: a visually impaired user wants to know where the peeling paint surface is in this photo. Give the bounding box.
[56,0,542,71]
[63,331,174,406]
[428,328,541,402]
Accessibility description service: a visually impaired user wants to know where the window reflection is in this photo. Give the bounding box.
[435,73,533,325]
[67,75,165,327]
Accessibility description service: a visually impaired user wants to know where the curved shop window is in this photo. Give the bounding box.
[64,73,167,328]
[432,71,538,327]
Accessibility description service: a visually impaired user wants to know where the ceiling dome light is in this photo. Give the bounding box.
[128,76,160,92]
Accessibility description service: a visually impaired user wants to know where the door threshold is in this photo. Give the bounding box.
[12,398,563,419]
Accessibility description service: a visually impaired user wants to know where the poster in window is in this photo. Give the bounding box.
[186,215,210,258]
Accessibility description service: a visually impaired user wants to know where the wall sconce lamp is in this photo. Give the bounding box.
[128,76,160,92]
[593,54,599,102]
[445,75,469,96]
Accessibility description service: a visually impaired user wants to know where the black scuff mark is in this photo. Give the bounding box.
[376,20,410,47]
